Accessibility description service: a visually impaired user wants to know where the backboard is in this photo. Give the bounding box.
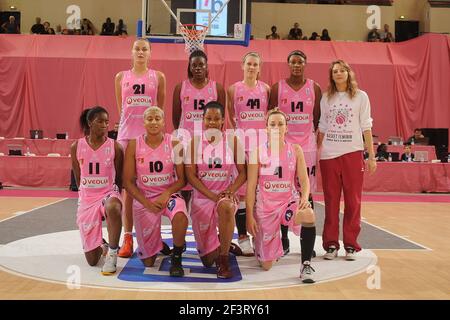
[137,0,250,47]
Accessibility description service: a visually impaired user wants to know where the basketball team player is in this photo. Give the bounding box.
[269,50,322,256]
[71,107,123,275]
[123,106,188,277]
[185,101,246,279]
[115,38,166,258]
[226,52,270,257]
[246,108,317,283]
[172,49,226,153]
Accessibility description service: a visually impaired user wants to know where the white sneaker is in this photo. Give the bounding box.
[300,261,315,284]
[323,245,338,260]
[345,248,356,261]
[238,237,254,257]
[102,250,117,275]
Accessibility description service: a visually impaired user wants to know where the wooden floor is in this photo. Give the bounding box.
[0,197,449,300]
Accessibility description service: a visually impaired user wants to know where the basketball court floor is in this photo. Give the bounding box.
[1,189,449,300]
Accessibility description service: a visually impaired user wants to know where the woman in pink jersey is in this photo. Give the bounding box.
[318,60,376,261]
[115,38,166,258]
[269,50,322,256]
[185,101,246,279]
[227,52,270,257]
[172,50,226,146]
[246,108,317,283]
[123,106,188,277]
[71,107,123,276]
[172,50,226,212]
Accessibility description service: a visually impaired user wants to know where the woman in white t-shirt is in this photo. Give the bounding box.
[317,60,376,261]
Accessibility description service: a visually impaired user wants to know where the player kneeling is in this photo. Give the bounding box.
[246,108,317,283]
[123,106,188,277]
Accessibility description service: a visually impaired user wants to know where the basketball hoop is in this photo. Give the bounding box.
[179,24,209,53]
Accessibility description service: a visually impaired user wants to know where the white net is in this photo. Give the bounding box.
[179,24,209,53]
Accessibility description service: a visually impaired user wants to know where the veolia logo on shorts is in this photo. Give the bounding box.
[81,177,109,188]
[126,96,152,107]
[240,111,265,121]
[264,181,291,192]
[287,114,310,124]
[141,174,171,186]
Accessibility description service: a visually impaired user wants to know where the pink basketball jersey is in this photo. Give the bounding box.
[135,133,176,199]
[277,79,316,151]
[256,141,298,207]
[76,137,117,204]
[233,81,269,131]
[117,69,159,140]
[194,132,235,199]
[179,79,217,135]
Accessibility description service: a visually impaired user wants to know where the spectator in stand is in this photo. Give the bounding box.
[367,27,381,42]
[288,22,302,40]
[81,18,95,35]
[321,29,331,41]
[401,144,415,162]
[101,17,115,35]
[309,32,321,40]
[375,143,389,161]
[31,17,45,34]
[380,24,394,42]
[55,25,62,35]
[74,29,81,35]
[115,19,128,36]
[43,21,55,34]
[2,16,20,34]
[266,25,280,40]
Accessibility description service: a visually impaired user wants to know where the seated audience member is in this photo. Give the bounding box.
[31,17,45,34]
[380,24,394,42]
[101,17,115,35]
[266,25,280,40]
[288,22,302,40]
[309,32,321,40]
[81,18,95,35]
[406,128,425,145]
[2,16,20,34]
[321,29,331,41]
[115,19,128,36]
[367,27,381,42]
[376,143,389,161]
[401,144,415,162]
[43,21,54,34]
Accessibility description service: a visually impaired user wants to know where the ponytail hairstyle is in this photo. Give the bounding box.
[242,51,262,80]
[79,106,109,135]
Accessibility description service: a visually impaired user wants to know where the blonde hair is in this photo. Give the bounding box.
[242,52,262,80]
[266,107,287,126]
[327,60,358,100]
[143,106,164,119]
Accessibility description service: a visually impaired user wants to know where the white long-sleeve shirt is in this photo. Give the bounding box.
[318,89,373,160]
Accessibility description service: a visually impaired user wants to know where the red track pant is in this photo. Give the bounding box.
[320,151,364,252]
